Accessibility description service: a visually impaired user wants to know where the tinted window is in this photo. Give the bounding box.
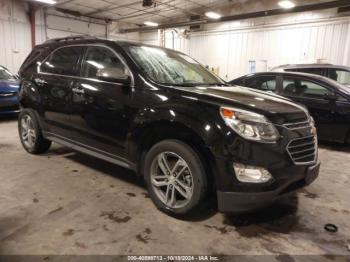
[82,46,129,79]
[282,78,330,98]
[329,69,350,85]
[40,46,84,76]
[286,68,325,76]
[244,76,276,92]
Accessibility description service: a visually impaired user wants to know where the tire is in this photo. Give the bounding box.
[18,109,51,154]
[144,139,207,216]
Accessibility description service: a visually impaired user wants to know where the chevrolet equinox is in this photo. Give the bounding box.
[18,36,320,215]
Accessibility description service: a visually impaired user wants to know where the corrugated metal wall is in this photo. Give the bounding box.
[0,0,109,74]
[1,0,350,79]
[141,15,350,81]
[0,0,31,74]
[189,20,350,80]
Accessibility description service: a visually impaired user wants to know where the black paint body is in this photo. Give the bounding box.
[19,39,320,213]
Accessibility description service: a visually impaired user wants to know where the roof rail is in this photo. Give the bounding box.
[44,35,98,44]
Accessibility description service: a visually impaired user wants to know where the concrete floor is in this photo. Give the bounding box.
[0,118,349,256]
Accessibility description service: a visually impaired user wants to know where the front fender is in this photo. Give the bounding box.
[131,102,223,146]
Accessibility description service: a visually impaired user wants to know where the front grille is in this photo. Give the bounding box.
[287,135,317,165]
[283,120,310,130]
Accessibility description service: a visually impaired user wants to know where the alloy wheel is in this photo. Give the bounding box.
[21,115,36,148]
[150,152,194,209]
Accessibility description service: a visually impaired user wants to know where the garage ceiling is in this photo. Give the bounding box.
[53,0,334,25]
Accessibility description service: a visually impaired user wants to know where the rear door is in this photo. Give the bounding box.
[38,45,86,138]
[280,76,335,140]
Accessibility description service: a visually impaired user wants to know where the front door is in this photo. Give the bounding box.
[332,95,350,143]
[69,45,134,158]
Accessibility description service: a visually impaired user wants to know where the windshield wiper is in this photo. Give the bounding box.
[163,82,229,87]
[197,83,229,87]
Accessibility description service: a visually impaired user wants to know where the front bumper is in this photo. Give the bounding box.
[217,161,320,213]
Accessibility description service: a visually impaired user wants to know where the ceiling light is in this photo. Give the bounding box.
[278,0,295,9]
[33,0,57,4]
[205,11,222,19]
[144,21,159,27]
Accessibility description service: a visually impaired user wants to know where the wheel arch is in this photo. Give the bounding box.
[130,120,218,192]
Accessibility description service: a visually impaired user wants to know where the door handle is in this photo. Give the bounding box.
[72,87,85,94]
[34,78,47,86]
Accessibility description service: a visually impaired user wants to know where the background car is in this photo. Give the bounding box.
[0,65,19,116]
[271,64,350,87]
[230,71,350,144]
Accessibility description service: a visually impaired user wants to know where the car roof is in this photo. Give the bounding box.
[236,71,329,80]
[272,63,350,71]
[36,36,178,53]
[231,71,350,95]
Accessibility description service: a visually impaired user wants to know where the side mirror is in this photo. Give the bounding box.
[324,93,338,101]
[96,68,131,85]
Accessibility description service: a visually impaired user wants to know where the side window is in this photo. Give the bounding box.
[245,76,276,92]
[282,78,330,98]
[329,69,350,85]
[286,68,325,77]
[82,46,129,79]
[40,46,84,76]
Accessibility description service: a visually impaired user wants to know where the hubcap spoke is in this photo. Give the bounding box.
[171,159,184,174]
[175,165,187,179]
[169,185,176,206]
[158,154,171,176]
[21,118,28,131]
[151,175,168,187]
[175,180,192,199]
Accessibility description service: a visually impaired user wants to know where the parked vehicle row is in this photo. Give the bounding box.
[17,36,320,216]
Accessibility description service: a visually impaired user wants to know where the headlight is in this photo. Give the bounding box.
[220,107,280,142]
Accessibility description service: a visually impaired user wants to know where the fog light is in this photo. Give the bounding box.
[233,163,272,183]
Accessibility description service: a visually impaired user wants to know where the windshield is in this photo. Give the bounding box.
[126,45,225,86]
[0,67,15,80]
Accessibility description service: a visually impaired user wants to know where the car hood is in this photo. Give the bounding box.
[174,85,309,124]
[0,79,19,93]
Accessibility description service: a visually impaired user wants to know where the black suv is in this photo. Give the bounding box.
[18,36,320,215]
